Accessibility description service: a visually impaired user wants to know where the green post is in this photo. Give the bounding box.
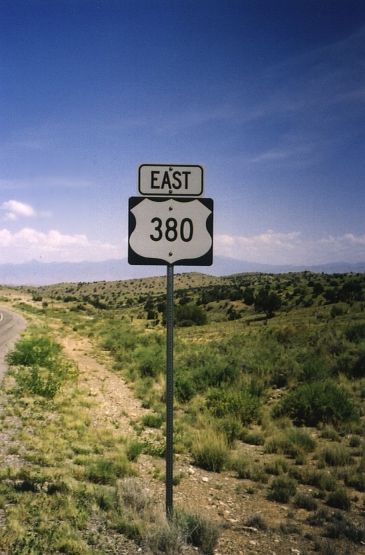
[166,264,174,519]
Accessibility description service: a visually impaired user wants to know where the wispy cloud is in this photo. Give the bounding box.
[216,230,365,265]
[0,227,122,263]
[1,200,37,221]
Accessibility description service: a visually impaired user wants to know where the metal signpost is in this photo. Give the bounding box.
[129,164,213,519]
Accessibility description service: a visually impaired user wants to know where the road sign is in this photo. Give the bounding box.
[138,164,204,197]
[128,197,213,265]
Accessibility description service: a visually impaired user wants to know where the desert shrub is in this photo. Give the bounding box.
[8,334,76,399]
[241,429,264,446]
[14,362,71,398]
[175,345,240,402]
[349,349,365,378]
[134,344,164,378]
[142,413,164,429]
[100,323,138,355]
[348,435,361,448]
[286,428,316,451]
[218,416,243,446]
[174,511,220,555]
[272,381,358,426]
[230,456,248,479]
[7,335,61,367]
[116,477,151,514]
[326,517,365,543]
[344,471,365,492]
[345,322,365,342]
[319,445,353,467]
[301,469,337,492]
[231,457,267,482]
[294,493,317,511]
[264,458,288,476]
[85,456,132,485]
[298,354,330,382]
[175,374,196,402]
[264,428,315,459]
[191,430,229,473]
[267,476,297,503]
[126,440,143,461]
[326,489,351,511]
[207,387,260,425]
[245,514,268,530]
[175,303,207,327]
[146,520,185,554]
[307,508,330,527]
[320,425,340,441]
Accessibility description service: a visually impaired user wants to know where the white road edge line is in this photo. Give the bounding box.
[0,313,3,323]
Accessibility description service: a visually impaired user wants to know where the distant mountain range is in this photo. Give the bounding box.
[0,258,365,286]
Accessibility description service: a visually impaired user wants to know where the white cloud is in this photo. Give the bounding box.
[1,200,36,220]
[216,231,365,265]
[0,227,123,263]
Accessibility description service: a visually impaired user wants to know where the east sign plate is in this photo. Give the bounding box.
[128,197,213,265]
[138,164,203,197]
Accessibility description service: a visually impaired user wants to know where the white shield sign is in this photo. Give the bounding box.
[128,197,213,265]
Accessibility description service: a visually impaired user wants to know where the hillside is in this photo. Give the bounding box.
[1,258,365,285]
[0,270,364,554]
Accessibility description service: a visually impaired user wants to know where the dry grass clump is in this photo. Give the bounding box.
[191,429,229,472]
[115,478,220,554]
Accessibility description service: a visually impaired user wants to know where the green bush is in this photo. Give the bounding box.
[264,458,288,476]
[272,381,358,426]
[294,493,317,511]
[8,334,75,399]
[301,469,337,492]
[267,476,297,503]
[134,344,164,378]
[319,445,353,467]
[191,430,229,473]
[85,456,132,484]
[218,416,243,446]
[326,489,351,511]
[175,345,240,403]
[175,511,220,555]
[345,323,365,342]
[286,428,316,451]
[344,471,365,492]
[264,428,315,459]
[207,388,260,425]
[175,303,207,327]
[7,335,61,367]
[142,413,164,429]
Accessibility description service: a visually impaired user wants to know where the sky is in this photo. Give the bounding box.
[1,0,365,268]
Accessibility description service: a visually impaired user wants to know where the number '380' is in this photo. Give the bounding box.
[150,217,193,242]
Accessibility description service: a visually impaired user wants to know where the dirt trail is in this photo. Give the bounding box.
[58,331,327,555]
[61,333,148,434]
[0,307,27,380]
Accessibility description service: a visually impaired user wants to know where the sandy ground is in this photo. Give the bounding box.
[0,307,27,381]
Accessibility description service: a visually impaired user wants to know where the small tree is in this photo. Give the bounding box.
[254,288,281,318]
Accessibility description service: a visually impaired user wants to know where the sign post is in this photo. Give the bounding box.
[166,264,174,518]
[129,164,213,519]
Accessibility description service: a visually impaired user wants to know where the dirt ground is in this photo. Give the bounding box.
[0,295,363,555]
[59,331,365,555]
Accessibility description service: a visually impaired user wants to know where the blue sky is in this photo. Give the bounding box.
[1,0,364,267]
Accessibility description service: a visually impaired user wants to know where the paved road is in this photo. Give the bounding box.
[0,307,27,380]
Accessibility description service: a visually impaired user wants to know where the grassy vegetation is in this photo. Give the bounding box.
[1,269,365,553]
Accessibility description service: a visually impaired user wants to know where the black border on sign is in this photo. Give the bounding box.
[138,164,204,197]
[128,196,213,266]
